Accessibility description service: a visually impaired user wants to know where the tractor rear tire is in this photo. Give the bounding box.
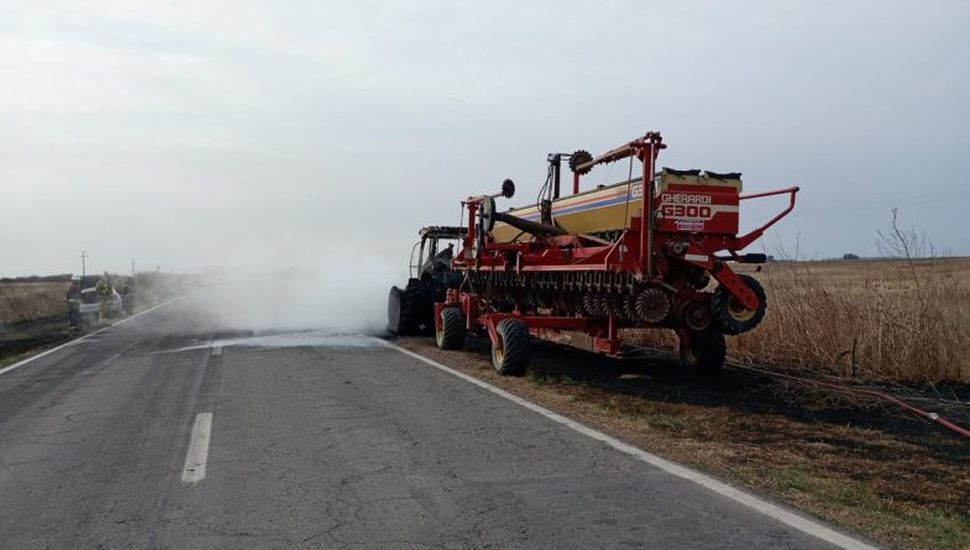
[387,286,417,335]
[711,274,767,335]
[388,279,430,335]
[679,329,726,375]
[404,279,434,334]
[436,307,466,350]
[492,319,530,376]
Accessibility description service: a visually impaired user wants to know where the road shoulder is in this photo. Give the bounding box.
[390,335,969,550]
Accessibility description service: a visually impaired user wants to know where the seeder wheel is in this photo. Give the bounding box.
[679,329,726,375]
[711,274,766,335]
[491,319,530,376]
[436,307,466,350]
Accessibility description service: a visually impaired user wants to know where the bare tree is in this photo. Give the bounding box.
[875,208,929,290]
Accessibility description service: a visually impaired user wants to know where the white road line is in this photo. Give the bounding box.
[181,412,213,483]
[0,296,182,378]
[380,340,877,550]
[210,346,222,356]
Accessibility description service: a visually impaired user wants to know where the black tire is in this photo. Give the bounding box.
[387,286,410,335]
[436,307,466,350]
[404,279,434,334]
[711,274,767,335]
[492,319,530,376]
[387,281,424,335]
[679,329,726,375]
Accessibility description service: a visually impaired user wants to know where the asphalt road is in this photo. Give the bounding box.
[0,299,864,549]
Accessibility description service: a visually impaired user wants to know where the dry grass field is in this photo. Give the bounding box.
[629,257,970,383]
[0,282,67,325]
[0,281,72,367]
[735,257,970,383]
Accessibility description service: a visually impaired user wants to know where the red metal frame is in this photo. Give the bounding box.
[735,186,799,250]
[444,132,798,356]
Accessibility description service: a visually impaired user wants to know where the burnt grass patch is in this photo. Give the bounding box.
[0,315,76,367]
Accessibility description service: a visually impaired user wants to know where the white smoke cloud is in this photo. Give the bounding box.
[184,239,402,334]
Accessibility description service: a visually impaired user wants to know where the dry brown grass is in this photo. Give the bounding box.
[626,257,970,383]
[733,258,970,383]
[0,282,67,325]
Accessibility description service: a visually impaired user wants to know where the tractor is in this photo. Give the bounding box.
[387,226,466,335]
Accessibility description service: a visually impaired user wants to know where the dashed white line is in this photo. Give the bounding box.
[181,412,213,483]
[380,339,877,550]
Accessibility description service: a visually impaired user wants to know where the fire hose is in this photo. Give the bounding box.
[624,343,970,439]
[723,358,970,440]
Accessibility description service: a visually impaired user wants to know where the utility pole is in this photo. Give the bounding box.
[131,258,136,276]
[81,250,88,277]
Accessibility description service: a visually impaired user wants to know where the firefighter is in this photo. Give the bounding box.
[122,279,134,316]
[95,272,113,323]
[66,279,81,330]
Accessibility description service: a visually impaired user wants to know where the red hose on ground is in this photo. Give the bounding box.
[725,360,970,439]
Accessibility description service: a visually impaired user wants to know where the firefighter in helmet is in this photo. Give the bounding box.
[66,278,81,330]
[95,272,113,323]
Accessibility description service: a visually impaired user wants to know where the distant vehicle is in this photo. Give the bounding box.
[71,274,124,318]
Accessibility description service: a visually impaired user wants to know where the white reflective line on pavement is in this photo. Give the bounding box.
[210,346,222,356]
[181,412,213,484]
[0,296,182,378]
[380,339,877,550]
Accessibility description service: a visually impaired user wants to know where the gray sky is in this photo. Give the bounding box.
[3,0,969,277]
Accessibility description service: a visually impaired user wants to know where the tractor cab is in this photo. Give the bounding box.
[412,226,466,287]
[388,225,467,336]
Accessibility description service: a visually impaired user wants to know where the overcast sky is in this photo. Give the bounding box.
[2,0,969,277]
